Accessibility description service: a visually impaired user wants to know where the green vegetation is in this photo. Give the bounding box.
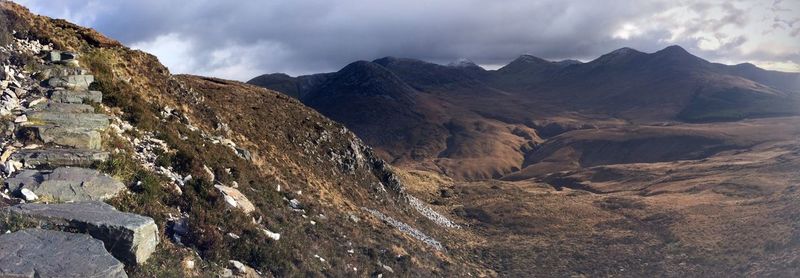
[83,49,160,130]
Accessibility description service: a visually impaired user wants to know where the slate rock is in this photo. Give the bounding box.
[25,111,110,130]
[49,89,103,104]
[3,202,159,265]
[30,101,95,113]
[46,75,94,90]
[5,167,125,202]
[0,228,127,278]
[18,126,103,149]
[33,65,87,81]
[11,148,109,168]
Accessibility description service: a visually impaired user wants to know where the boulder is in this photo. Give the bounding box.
[0,228,127,278]
[5,167,125,202]
[11,148,109,168]
[3,202,159,265]
[46,75,94,90]
[215,184,256,214]
[49,89,103,104]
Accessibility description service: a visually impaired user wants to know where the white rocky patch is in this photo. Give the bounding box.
[262,228,280,241]
[362,207,444,251]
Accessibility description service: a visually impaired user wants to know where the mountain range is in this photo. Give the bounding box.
[249,46,800,180]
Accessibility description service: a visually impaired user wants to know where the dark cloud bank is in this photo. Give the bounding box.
[16,0,800,80]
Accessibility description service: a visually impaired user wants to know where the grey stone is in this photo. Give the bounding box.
[49,89,103,104]
[3,202,159,265]
[43,51,78,63]
[34,65,87,81]
[19,126,103,149]
[11,148,109,168]
[0,228,127,278]
[46,75,94,90]
[25,111,110,130]
[5,167,125,202]
[30,101,96,113]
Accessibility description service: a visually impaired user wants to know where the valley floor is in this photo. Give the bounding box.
[400,119,800,277]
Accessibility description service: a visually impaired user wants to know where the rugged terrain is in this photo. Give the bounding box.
[249,16,800,277]
[0,2,477,277]
[0,1,798,277]
[250,46,800,181]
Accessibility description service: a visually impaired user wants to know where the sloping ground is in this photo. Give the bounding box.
[0,2,480,276]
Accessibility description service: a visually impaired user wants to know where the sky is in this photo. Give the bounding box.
[15,0,800,81]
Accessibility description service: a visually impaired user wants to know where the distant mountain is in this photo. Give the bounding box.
[248,45,800,180]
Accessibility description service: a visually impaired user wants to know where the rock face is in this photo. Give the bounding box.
[11,148,109,168]
[0,228,127,278]
[3,202,159,265]
[48,89,103,104]
[5,167,125,202]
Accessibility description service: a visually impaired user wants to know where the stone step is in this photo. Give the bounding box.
[25,111,110,129]
[48,89,102,104]
[18,125,102,149]
[43,50,78,64]
[3,202,159,265]
[29,101,95,113]
[11,148,109,168]
[0,228,127,278]
[5,167,124,202]
[33,64,88,81]
[46,75,94,91]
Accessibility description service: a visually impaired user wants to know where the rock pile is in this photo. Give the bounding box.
[0,45,158,276]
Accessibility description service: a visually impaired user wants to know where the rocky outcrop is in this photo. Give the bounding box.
[3,202,159,265]
[0,228,127,278]
[5,167,124,202]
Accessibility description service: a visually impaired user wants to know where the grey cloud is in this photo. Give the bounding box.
[15,0,800,79]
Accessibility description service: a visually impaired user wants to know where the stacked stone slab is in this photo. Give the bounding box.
[5,167,125,202]
[11,148,109,168]
[0,228,128,278]
[3,202,159,265]
[1,51,159,275]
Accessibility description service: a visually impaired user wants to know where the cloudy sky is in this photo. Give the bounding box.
[15,0,800,80]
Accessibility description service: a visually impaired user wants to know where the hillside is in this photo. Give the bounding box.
[0,2,478,276]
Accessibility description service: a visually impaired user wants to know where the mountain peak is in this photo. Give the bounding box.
[608,47,643,56]
[658,45,689,54]
[589,47,646,65]
[513,54,551,64]
[652,44,708,65]
[447,58,483,70]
